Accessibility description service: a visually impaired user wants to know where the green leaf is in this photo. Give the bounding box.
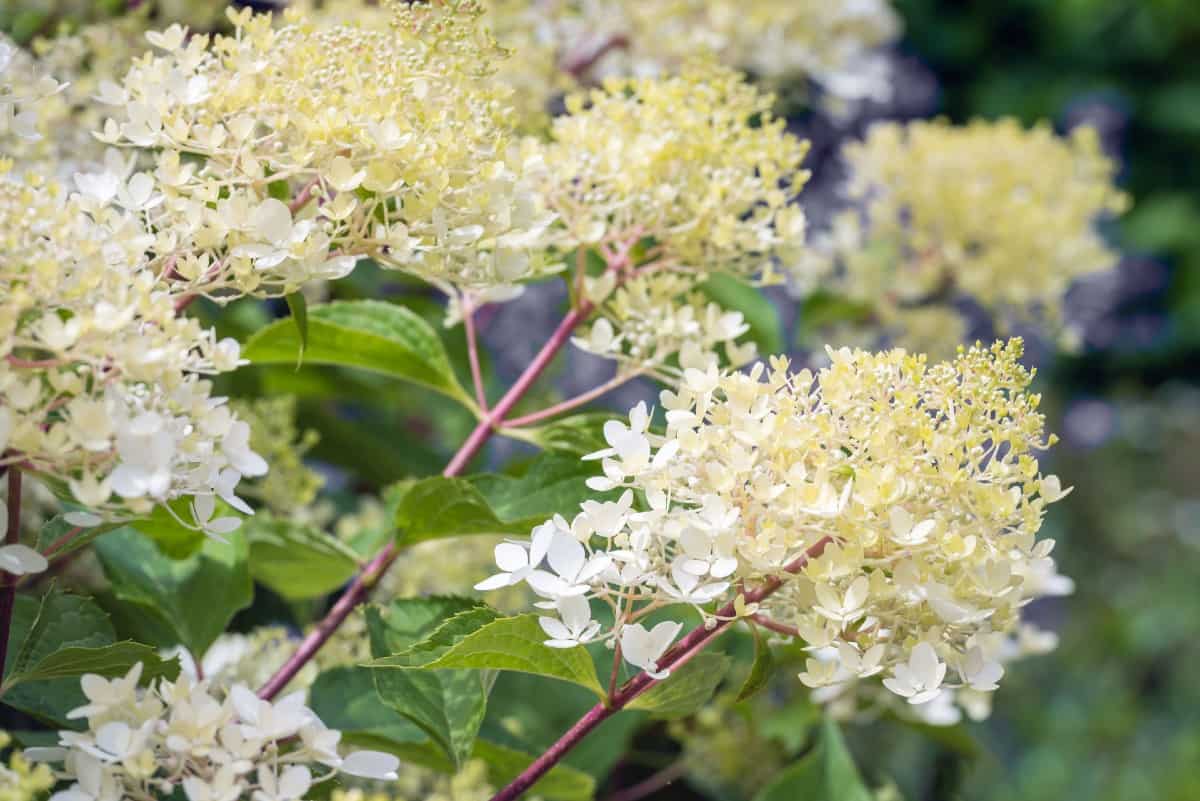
[285,291,309,366]
[753,719,873,801]
[736,625,776,702]
[526,412,614,456]
[127,500,212,559]
[243,300,470,404]
[628,652,730,718]
[7,642,178,685]
[367,598,493,768]
[34,514,125,559]
[369,613,604,697]
[394,454,603,546]
[697,273,784,356]
[309,666,595,801]
[243,516,360,601]
[94,528,253,657]
[0,589,174,724]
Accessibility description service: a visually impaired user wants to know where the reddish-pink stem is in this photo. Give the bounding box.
[5,356,62,369]
[503,371,640,428]
[258,303,592,699]
[289,178,321,215]
[604,761,688,801]
[463,297,489,412]
[750,613,802,639]
[0,467,22,685]
[489,538,830,801]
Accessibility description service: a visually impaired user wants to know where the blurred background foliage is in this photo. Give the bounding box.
[1,1,1197,800]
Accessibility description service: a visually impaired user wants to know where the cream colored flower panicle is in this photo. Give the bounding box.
[536,63,808,279]
[559,0,901,110]
[92,3,552,300]
[1,730,55,801]
[797,119,1129,354]
[28,664,401,801]
[1,45,266,537]
[573,273,758,381]
[477,339,1072,709]
[534,64,806,372]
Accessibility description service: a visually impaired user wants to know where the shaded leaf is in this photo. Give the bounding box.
[628,652,731,718]
[753,718,872,801]
[94,528,252,657]
[285,291,309,365]
[243,516,360,601]
[736,624,776,702]
[393,454,602,546]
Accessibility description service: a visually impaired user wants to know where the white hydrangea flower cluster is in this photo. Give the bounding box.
[558,0,901,111]
[1,42,265,537]
[91,3,554,300]
[795,119,1129,354]
[477,340,1073,705]
[573,274,757,381]
[0,37,67,147]
[529,64,806,372]
[534,63,807,281]
[28,663,400,801]
[811,619,1063,726]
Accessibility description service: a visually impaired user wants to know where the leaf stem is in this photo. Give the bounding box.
[488,537,830,801]
[0,466,22,685]
[258,302,593,700]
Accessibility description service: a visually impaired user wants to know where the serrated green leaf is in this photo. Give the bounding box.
[94,528,252,657]
[307,668,595,801]
[697,273,784,356]
[736,625,776,702]
[393,454,603,546]
[366,599,493,768]
[628,652,730,718]
[243,300,470,404]
[285,291,309,366]
[7,642,178,685]
[369,613,604,697]
[1,589,118,724]
[753,719,873,801]
[243,515,360,601]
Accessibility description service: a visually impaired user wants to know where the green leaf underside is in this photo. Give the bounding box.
[628,652,731,718]
[94,528,252,657]
[753,719,873,801]
[393,454,604,546]
[369,613,604,697]
[243,299,469,402]
[527,412,614,456]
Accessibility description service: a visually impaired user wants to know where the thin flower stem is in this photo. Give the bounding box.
[0,467,22,686]
[258,302,593,700]
[749,613,802,639]
[603,761,689,801]
[503,371,643,428]
[463,296,489,413]
[489,537,831,801]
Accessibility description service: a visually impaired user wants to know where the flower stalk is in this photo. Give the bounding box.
[258,301,593,699]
